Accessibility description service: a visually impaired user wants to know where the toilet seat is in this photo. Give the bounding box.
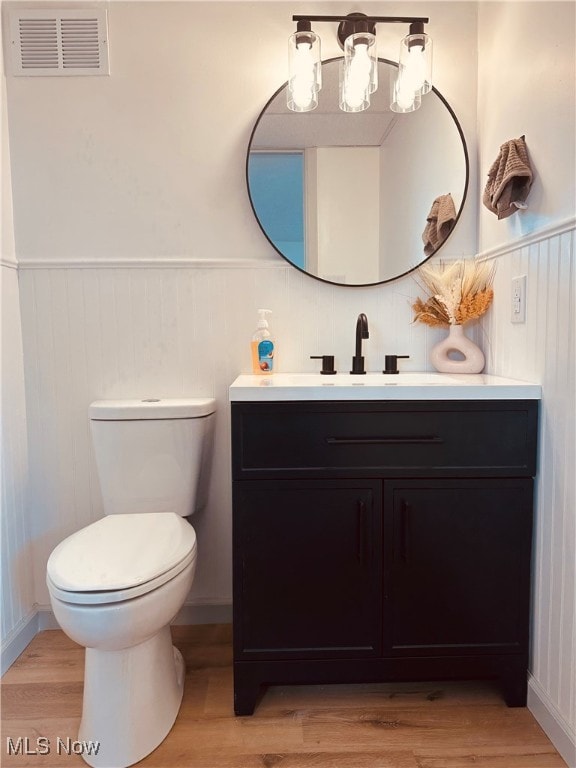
[47,513,197,605]
[47,547,196,605]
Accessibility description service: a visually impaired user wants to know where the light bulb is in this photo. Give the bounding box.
[396,83,415,110]
[290,43,315,109]
[403,44,426,93]
[390,71,421,113]
[399,31,432,96]
[291,82,315,109]
[348,42,371,95]
[343,79,366,109]
[292,42,314,83]
[340,33,375,113]
[287,28,321,112]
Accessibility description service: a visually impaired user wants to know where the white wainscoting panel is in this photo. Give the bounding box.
[481,227,575,766]
[1,265,35,658]
[18,262,452,610]
[10,243,576,768]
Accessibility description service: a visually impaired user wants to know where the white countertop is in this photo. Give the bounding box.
[229,373,542,401]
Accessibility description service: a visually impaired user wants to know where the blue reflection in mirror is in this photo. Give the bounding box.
[248,152,305,269]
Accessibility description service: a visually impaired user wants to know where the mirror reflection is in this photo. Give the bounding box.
[247,59,468,286]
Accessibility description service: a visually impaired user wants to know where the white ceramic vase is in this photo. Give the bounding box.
[430,323,485,374]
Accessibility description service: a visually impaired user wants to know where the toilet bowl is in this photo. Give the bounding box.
[46,398,216,768]
[47,513,197,768]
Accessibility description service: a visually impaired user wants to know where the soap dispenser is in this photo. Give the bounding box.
[251,309,275,375]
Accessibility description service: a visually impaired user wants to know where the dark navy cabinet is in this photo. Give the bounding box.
[234,480,382,659]
[231,400,538,715]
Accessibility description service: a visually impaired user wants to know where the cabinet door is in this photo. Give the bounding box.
[384,479,533,655]
[234,480,382,659]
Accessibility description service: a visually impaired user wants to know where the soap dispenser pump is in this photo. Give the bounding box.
[251,309,275,375]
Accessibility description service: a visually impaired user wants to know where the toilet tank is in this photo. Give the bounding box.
[89,398,215,517]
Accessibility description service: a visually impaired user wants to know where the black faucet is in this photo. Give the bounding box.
[351,313,369,374]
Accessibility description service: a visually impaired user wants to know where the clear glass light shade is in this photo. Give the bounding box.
[398,32,432,95]
[287,30,321,112]
[390,69,422,113]
[340,33,377,112]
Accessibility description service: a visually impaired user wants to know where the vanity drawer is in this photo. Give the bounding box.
[232,401,538,478]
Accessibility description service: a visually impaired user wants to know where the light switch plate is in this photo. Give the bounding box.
[511,275,527,323]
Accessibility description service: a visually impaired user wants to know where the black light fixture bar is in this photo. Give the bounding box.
[293,14,429,48]
[292,15,429,25]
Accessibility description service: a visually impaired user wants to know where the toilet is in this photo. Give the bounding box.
[46,398,216,768]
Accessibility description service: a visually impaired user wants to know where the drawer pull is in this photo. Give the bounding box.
[327,436,443,446]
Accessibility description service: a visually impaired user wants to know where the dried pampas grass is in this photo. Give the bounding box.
[412,259,495,328]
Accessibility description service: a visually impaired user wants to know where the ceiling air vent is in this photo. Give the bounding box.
[9,8,109,76]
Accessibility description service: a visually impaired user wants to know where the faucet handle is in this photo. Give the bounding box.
[310,355,337,375]
[383,355,410,375]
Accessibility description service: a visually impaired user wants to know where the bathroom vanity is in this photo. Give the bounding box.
[229,374,540,715]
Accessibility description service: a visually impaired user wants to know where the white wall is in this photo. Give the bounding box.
[1,31,35,665]
[481,229,575,766]
[380,87,472,278]
[1,24,14,263]
[313,146,380,284]
[4,1,268,263]
[18,264,453,610]
[478,3,576,765]
[477,1,576,254]
[3,0,478,265]
[1,267,34,655]
[3,0,478,617]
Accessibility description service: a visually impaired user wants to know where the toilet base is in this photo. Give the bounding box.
[78,626,185,768]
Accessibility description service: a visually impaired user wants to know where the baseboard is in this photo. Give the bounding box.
[37,607,62,630]
[1,609,39,675]
[174,601,232,626]
[528,674,576,768]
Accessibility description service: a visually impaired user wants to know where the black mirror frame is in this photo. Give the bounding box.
[246,57,469,288]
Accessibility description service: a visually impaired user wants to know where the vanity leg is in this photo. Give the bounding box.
[233,669,261,716]
[501,659,528,707]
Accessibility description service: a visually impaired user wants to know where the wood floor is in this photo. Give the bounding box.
[1,625,567,768]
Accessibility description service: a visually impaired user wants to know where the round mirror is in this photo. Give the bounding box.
[247,58,469,286]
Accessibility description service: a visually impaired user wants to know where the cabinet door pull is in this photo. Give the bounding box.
[400,500,412,563]
[327,436,442,445]
[356,500,367,566]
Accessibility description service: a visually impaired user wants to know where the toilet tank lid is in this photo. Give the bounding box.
[47,513,197,592]
[89,398,216,420]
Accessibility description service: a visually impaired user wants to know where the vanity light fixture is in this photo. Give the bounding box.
[287,12,432,114]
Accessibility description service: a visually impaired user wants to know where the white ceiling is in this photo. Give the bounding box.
[251,59,399,149]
